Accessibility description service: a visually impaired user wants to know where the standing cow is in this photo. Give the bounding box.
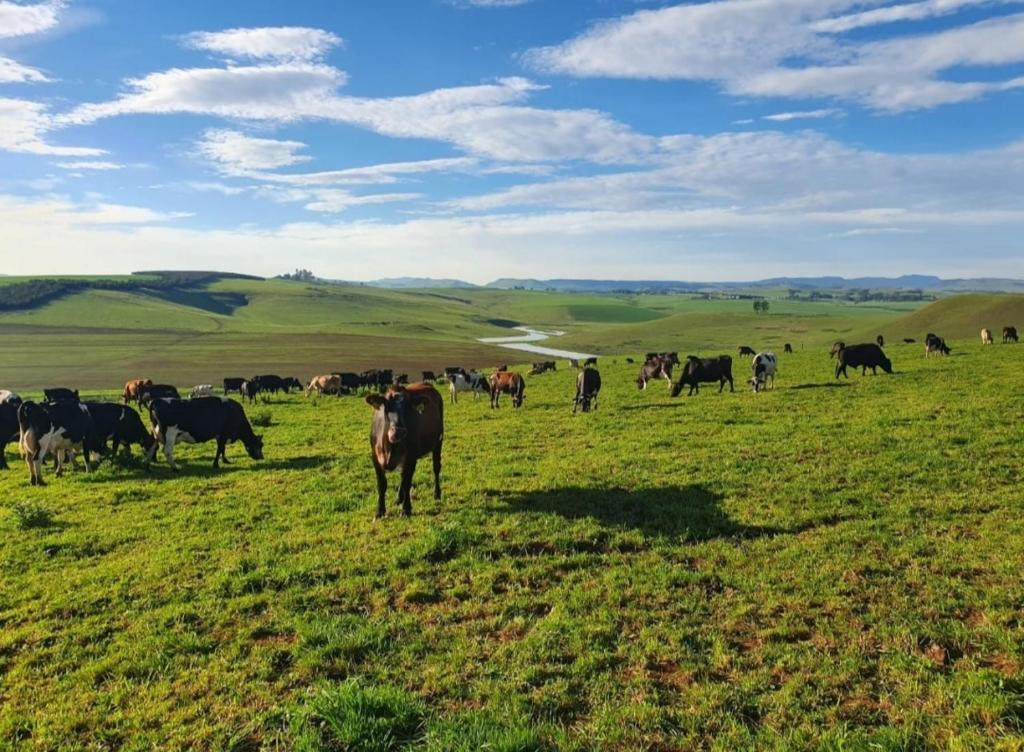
[573,368,601,413]
[147,397,264,471]
[448,371,488,403]
[0,400,19,470]
[835,343,892,378]
[981,328,994,345]
[636,354,675,391]
[82,402,156,459]
[489,371,525,409]
[365,383,443,518]
[750,352,777,392]
[671,356,734,397]
[123,379,152,405]
[18,401,101,485]
[924,333,951,357]
[1003,326,1019,343]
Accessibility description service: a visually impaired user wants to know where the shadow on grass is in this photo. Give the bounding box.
[491,485,803,541]
[789,382,852,390]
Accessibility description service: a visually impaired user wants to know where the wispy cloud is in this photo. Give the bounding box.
[182,26,343,62]
[762,108,842,121]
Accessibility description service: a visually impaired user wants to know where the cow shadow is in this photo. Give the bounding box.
[490,484,792,541]
[789,382,851,390]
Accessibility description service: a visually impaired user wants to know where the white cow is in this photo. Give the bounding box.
[750,352,777,392]
[448,371,488,403]
[190,384,214,399]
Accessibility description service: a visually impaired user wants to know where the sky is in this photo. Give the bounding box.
[0,0,1022,283]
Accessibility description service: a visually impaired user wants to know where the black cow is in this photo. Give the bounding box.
[573,368,601,413]
[139,384,180,405]
[784,343,793,353]
[255,375,286,394]
[83,402,156,459]
[835,343,892,378]
[738,346,756,357]
[240,379,260,403]
[625,357,635,364]
[223,377,245,394]
[583,357,598,368]
[283,377,303,393]
[366,384,443,518]
[44,388,79,402]
[394,373,409,386]
[422,370,437,382]
[830,341,846,359]
[876,334,885,348]
[671,355,734,397]
[924,333,951,357]
[147,397,264,471]
[1003,326,1018,344]
[444,367,467,380]
[0,400,18,470]
[332,372,362,393]
[18,400,101,485]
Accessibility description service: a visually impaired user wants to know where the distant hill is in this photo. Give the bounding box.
[366,277,477,289]
[869,294,1024,341]
[485,276,1024,293]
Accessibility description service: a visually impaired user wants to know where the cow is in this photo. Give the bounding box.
[784,343,793,354]
[0,400,19,469]
[139,384,180,405]
[637,354,675,391]
[123,379,152,405]
[569,359,580,369]
[254,375,287,394]
[489,371,525,409]
[306,374,341,397]
[671,356,734,397]
[573,368,601,413]
[147,397,264,471]
[1004,326,1019,344]
[283,377,303,393]
[365,383,443,518]
[223,377,245,395]
[981,328,994,345]
[240,380,260,403]
[529,361,556,375]
[444,367,468,381]
[750,352,778,392]
[393,374,409,386]
[82,402,156,459]
[44,388,79,403]
[738,346,756,357]
[495,364,508,372]
[422,370,437,382]
[190,384,214,399]
[924,333,951,357]
[625,357,635,364]
[876,335,885,348]
[584,357,598,368]
[448,370,488,403]
[835,343,892,378]
[0,390,21,405]
[18,400,101,485]
[332,372,361,394]
[830,341,846,359]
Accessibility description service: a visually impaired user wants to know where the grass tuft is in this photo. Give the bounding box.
[299,680,424,751]
[10,501,54,529]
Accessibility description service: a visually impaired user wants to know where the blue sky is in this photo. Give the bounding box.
[1,0,1022,282]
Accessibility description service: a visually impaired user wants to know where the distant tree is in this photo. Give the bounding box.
[761,300,770,314]
[279,268,316,281]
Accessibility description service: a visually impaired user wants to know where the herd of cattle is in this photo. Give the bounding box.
[0,326,1018,513]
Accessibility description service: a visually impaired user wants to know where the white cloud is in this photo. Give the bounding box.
[239,157,480,186]
[453,0,534,6]
[183,26,342,62]
[197,128,310,171]
[0,55,49,83]
[54,160,123,170]
[525,1,1024,111]
[0,98,104,156]
[814,0,1021,33]
[762,108,842,121]
[0,0,63,38]
[0,194,188,225]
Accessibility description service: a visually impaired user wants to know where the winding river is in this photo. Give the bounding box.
[478,326,596,360]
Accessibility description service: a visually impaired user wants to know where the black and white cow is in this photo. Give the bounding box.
[190,384,214,398]
[147,397,264,471]
[139,384,180,405]
[750,352,778,392]
[448,370,488,403]
[0,400,19,470]
[43,387,79,402]
[82,402,156,459]
[573,368,601,413]
[18,400,101,485]
[0,390,21,405]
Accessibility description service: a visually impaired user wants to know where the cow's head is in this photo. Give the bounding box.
[880,356,893,374]
[366,389,431,446]
[245,434,264,460]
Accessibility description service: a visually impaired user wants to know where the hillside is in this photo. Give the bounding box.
[867,294,1024,342]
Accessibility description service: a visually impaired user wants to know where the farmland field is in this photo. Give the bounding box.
[1,285,1024,750]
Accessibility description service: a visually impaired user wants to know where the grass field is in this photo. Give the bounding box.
[2,332,1023,750]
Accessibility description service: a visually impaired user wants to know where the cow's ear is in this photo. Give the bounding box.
[365,395,385,409]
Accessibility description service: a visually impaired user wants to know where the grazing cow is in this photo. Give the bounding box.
[637,354,675,391]
[489,371,525,409]
[529,361,556,375]
[750,352,778,392]
[573,368,601,413]
[835,343,892,378]
[139,384,180,405]
[738,346,756,357]
[147,397,263,471]
[444,367,468,380]
[283,377,303,393]
[122,379,152,405]
[83,402,155,459]
[584,357,598,368]
[924,333,951,357]
[903,338,916,344]
[671,356,734,397]
[784,343,793,354]
[448,370,488,403]
[240,380,261,403]
[0,400,18,469]
[366,383,443,518]
[306,374,341,397]
[18,400,101,485]
[223,377,245,395]
[332,372,361,393]
[981,328,994,345]
[876,335,885,348]
[830,341,846,359]
[422,370,437,382]
[254,375,287,394]
[44,388,79,403]
[190,384,214,399]
[569,359,580,369]
[1004,326,1019,344]
[0,390,21,405]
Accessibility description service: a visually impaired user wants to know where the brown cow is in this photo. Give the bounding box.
[981,328,994,345]
[122,378,152,405]
[365,383,443,518]
[489,371,525,408]
[306,374,341,396]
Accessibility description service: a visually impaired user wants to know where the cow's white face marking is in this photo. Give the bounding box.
[386,411,400,426]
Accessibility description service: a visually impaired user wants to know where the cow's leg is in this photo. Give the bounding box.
[400,459,417,516]
[432,444,442,500]
[164,436,178,471]
[213,437,226,468]
[373,462,387,519]
[0,440,7,470]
